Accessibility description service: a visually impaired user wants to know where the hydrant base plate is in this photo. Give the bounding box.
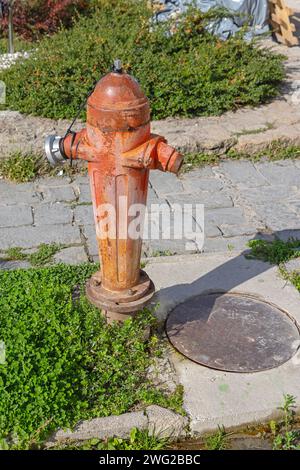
[166,293,300,373]
[86,270,155,315]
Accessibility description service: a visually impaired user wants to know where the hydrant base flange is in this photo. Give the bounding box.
[86,270,155,316]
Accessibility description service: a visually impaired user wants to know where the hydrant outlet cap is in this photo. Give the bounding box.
[45,135,65,166]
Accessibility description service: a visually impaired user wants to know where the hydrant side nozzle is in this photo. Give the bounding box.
[44,135,67,166]
[156,141,184,174]
[62,129,89,161]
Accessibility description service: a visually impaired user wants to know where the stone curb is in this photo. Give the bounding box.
[44,405,189,448]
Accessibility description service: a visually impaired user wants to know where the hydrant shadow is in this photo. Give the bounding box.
[152,230,300,324]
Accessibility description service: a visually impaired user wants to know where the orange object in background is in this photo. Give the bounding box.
[45,61,183,323]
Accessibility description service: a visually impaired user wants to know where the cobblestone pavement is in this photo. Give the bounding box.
[1,157,299,267]
[1,40,300,160]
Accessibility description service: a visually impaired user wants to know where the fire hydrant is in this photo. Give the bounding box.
[45,61,183,323]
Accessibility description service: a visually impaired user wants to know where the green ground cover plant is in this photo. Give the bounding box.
[0,1,284,121]
[2,243,63,266]
[248,237,300,299]
[247,239,300,265]
[271,395,300,450]
[0,263,181,449]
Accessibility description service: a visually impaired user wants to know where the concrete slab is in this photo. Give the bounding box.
[144,252,300,435]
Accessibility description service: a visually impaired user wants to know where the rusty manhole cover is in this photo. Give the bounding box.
[166,293,300,373]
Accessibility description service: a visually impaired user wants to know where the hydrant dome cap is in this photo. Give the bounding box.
[88,72,148,110]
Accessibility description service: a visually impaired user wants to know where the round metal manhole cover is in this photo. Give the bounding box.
[166,293,300,373]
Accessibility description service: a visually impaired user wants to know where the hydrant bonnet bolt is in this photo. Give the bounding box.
[45,135,66,166]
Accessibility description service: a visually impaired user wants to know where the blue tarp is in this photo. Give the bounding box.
[153,0,270,40]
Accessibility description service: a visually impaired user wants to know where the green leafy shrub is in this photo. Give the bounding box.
[0,0,285,120]
[0,264,170,448]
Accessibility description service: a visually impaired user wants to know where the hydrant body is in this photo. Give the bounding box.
[45,65,183,323]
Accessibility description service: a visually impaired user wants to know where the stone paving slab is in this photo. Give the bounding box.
[0,205,33,228]
[53,246,88,265]
[1,156,300,261]
[33,203,73,226]
[0,224,81,250]
[46,405,188,447]
[144,253,300,434]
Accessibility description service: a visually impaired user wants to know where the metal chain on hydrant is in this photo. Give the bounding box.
[64,80,98,166]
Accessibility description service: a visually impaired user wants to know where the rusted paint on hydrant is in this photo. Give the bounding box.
[45,61,183,323]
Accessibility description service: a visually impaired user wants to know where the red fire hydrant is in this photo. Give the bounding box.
[45,61,183,323]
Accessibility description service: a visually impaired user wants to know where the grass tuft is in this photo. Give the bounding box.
[247,239,300,265]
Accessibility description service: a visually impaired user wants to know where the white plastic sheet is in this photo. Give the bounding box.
[153,0,270,39]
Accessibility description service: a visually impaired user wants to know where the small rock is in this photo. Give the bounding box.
[45,411,148,448]
[0,260,31,270]
[284,257,300,274]
[53,246,88,265]
[146,405,188,440]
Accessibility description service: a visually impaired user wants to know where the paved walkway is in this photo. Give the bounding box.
[1,157,300,267]
[146,252,300,434]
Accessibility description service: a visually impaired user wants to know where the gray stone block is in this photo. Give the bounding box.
[218,160,268,188]
[41,186,76,203]
[182,178,224,193]
[74,183,91,204]
[183,167,216,179]
[167,192,233,210]
[146,405,188,440]
[144,238,198,256]
[205,207,247,226]
[147,186,167,206]
[254,204,300,232]
[54,246,88,265]
[36,177,71,187]
[150,171,184,195]
[255,161,300,187]
[0,205,33,227]
[219,224,258,237]
[0,181,40,206]
[0,225,81,250]
[46,411,148,447]
[204,224,222,238]
[284,257,300,274]
[0,259,31,270]
[82,224,98,257]
[74,204,94,225]
[240,186,297,205]
[72,175,89,186]
[34,203,73,226]
[203,235,251,253]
